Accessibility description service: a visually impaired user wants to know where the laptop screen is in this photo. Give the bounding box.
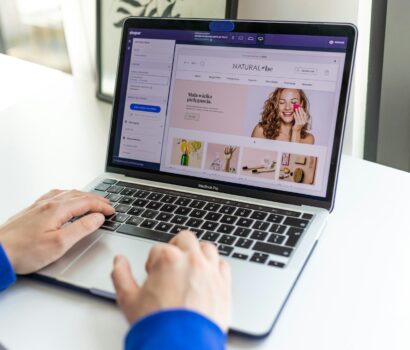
[110,24,350,199]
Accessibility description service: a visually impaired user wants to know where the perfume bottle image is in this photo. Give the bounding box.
[180,148,189,166]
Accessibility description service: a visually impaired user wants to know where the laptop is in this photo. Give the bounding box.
[38,18,357,337]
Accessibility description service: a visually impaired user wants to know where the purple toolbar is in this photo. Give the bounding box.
[128,28,347,50]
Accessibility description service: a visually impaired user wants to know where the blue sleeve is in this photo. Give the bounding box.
[0,244,16,291]
[125,309,226,350]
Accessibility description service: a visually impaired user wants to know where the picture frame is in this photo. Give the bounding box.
[96,0,239,102]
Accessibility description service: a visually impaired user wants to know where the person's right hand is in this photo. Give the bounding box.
[0,189,115,274]
[111,230,231,332]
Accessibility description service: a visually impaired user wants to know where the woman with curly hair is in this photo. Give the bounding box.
[251,88,315,144]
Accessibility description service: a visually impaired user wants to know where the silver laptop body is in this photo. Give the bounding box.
[38,18,357,337]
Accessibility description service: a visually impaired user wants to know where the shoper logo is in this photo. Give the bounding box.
[232,63,274,73]
[198,184,219,192]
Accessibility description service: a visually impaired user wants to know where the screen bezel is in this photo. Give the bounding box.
[106,18,357,212]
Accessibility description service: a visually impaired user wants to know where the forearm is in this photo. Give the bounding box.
[0,244,16,291]
[125,309,227,350]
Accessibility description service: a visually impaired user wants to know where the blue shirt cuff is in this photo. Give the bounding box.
[125,309,227,350]
[0,244,16,291]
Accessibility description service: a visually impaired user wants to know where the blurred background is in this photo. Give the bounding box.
[0,0,408,172]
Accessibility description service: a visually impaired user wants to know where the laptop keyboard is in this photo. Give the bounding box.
[92,179,314,268]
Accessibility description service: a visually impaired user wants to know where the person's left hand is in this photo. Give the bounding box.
[0,189,115,274]
[292,107,309,132]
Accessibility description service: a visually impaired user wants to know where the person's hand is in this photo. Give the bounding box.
[292,106,309,132]
[111,230,231,332]
[0,189,115,274]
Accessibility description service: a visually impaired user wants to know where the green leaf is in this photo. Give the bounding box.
[113,17,127,27]
[147,8,158,17]
[119,0,143,7]
[161,2,176,17]
[117,7,131,15]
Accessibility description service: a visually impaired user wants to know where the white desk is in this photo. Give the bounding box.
[0,55,409,350]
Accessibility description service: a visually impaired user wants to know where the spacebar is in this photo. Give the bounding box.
[117,224,173,243]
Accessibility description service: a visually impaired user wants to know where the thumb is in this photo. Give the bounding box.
[111,255,141,322]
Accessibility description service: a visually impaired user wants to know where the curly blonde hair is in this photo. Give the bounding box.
[258,88,310,140]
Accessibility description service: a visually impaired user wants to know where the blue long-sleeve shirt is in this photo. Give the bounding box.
[0,244,226,349]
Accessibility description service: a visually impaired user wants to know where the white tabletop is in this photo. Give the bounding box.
[0,55,409,350]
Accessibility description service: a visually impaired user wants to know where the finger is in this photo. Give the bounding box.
[145,243,181,274]
[199,241,219,263]
[55,189,111,204]
[169,230,201,253]
[111,255,141,310]
[57,212,106,249]
[219,258,231,285]
[53,196,115,225]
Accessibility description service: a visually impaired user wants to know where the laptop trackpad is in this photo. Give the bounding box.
[61,232,154,295]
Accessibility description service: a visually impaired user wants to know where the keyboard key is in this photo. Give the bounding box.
[186,218,204,228]
[285,227,304,247]
[170,225,188,234]
[190,229,204,238]
[204,212,222,222]
[128,207,143,216]
[253,242,293,257]
[118,224,172,243]
[232,253,248,260]
[119,196,134,205]
[235,238,253,249]
[161,204,177,213]
[141,209,159,219]
[204,203,221,212]
[250,211,268,221]
[175,197,192,206]
[102,179,117,184]
[156,212,173,222]
[302,213,314,220]
[101,221,120,231]
[190,200,206,209]
[147,192,164,201]
[107,185,124,194]
[266,214,285,224]
[219,205,235,215]
[171,215,188,225]
[121,188,136,196]
[134,190,149,198]
[252,221,269,231]
[91,190,108,198]
[250,252,268,264]
[146,201,163,210]
[115,204,130,213]
[268,233,286,245]
[190,209,207,219]
[112,213,129,223]
[236,218,254,228]
[161,195,177,204]
[269,208,301,218]
[234,208,252,217]
[220,215,237,225]
[269,224,287,234]
[155,222,173,232]
[95,183,110,191]
[283,217,310,228]
[218,245,233,256]
[251,231,268,241]
[133,199,149,207]
[202,231,220,242]
[217,224,235,234]
[233,227,251,238]
[218,235,236,245]
[268,260,285,268]
[140,219,158,229]
[106,193,122,202]
[201,221,219,231]
[126,216,143,226]
[175,207,192,216]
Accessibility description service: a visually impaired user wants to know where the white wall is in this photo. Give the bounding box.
[238,0,372,157]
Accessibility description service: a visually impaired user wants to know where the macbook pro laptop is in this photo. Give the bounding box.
[38,18,357,337]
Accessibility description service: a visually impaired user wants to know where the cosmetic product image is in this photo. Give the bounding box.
[293,168,304,183]
[210,152,222,171]
[180,149,189,166]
